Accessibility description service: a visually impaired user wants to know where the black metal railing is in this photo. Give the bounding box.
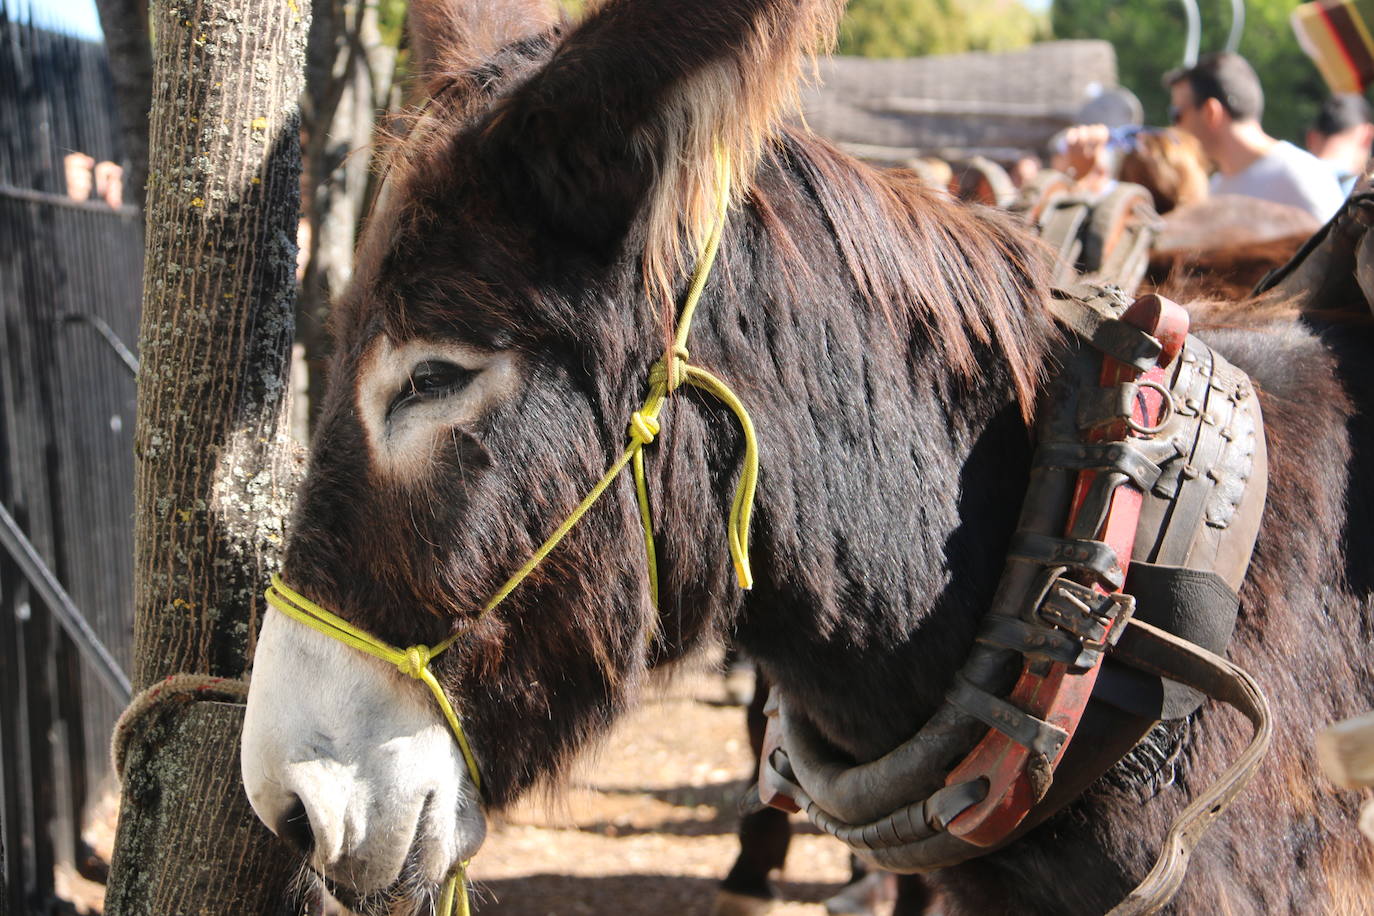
[0,184,140,915]
[1,0,137,906]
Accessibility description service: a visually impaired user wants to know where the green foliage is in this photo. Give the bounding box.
[379,0,408,50]
[836,0,1048,58]
[1051,0,1333,143]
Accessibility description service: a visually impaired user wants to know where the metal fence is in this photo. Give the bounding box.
[0,1,123,193]
[1,3,140,912]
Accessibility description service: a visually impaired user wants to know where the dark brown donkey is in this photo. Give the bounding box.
[240,1,1374,913]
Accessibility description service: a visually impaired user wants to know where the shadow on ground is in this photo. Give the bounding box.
[473,873,850,915]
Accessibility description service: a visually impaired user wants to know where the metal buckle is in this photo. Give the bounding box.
[1035,577,1135,671]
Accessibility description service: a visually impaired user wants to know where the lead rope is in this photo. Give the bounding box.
[264,148,754,916]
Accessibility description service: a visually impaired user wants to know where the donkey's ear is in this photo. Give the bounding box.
[480,0,842,289]
[407,0,558,88]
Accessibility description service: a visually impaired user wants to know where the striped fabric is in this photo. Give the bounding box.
[1293,0,1374,93]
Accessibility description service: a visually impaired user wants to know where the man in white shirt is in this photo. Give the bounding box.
[1167,52,1345,222]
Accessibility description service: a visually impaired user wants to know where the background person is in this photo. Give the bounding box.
[1050,123,1118,197]
[1306,93,1374,194]
[1118,127,1210,214]
[62,151,124,208]
[1167,51,1345,222]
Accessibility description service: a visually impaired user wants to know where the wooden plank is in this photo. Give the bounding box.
[875,96,1074,119]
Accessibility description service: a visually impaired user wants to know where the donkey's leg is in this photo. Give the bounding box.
[823,868,935,915]
[715,668,792,914]
[893,874,937,915]
[720,807,792,898]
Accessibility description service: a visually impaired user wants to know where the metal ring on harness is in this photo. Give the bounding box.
[1125,379,1175,436]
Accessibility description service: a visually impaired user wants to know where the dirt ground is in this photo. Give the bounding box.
[61,653,882,916]
[469,658,865,915]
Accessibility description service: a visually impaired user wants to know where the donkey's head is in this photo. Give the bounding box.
[240,0,843,909]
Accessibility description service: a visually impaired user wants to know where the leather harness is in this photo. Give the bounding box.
[755,285,1274,914]
[1013,174,1162,296]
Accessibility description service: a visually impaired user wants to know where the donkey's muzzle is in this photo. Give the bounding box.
[242,599,486,896]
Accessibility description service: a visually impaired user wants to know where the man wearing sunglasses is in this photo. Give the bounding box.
[1166,51,1344,221]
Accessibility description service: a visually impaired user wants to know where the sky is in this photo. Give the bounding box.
[7,0,105,40]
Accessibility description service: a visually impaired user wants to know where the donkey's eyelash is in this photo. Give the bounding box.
[387,360,476,417]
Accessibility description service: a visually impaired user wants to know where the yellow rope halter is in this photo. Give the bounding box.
[262,149,756,916]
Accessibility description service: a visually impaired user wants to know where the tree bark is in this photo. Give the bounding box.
[104,0,310,909]
[92,0,153,209]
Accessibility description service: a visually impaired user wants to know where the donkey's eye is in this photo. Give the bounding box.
[389,360,475,415]
[411,360,473,395]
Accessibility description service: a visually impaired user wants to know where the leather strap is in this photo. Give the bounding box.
[1097,564,1243,719]
[1008,531,1126,588]
[1104,619,1273,915]
[1047,290,1165,371]
[946,675,1070,760]
[977,614,1088,666]
[1035,440,1169,491]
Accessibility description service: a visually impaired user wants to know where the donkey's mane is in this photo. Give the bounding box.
[766,130,1053,414]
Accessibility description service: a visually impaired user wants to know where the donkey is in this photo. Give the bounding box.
[1145,194,1320,304]
[240,0,1374,913]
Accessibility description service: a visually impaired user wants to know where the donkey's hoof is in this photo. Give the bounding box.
[710,889,779,916]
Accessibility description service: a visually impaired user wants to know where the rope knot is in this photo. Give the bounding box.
[629,411,660,445]
[649,345,690,392]
[400,645,432,679]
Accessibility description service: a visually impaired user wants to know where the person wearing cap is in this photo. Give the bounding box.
[1167,51,1345,221]
[1306,93,1374,195]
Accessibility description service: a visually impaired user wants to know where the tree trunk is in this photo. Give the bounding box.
[91,0,152,208]
[297,0,396,436]
[104,0,310,909]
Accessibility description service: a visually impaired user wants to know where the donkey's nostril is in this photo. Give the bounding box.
[276,797,316,857]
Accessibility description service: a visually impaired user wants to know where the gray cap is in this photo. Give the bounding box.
[1075,86,1145,128]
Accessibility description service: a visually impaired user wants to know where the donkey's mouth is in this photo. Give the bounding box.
[243,598,487,910]
[319,873,406,916]
[311,789,485,916]
[319,869,436,916]
[314,845,455,916]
